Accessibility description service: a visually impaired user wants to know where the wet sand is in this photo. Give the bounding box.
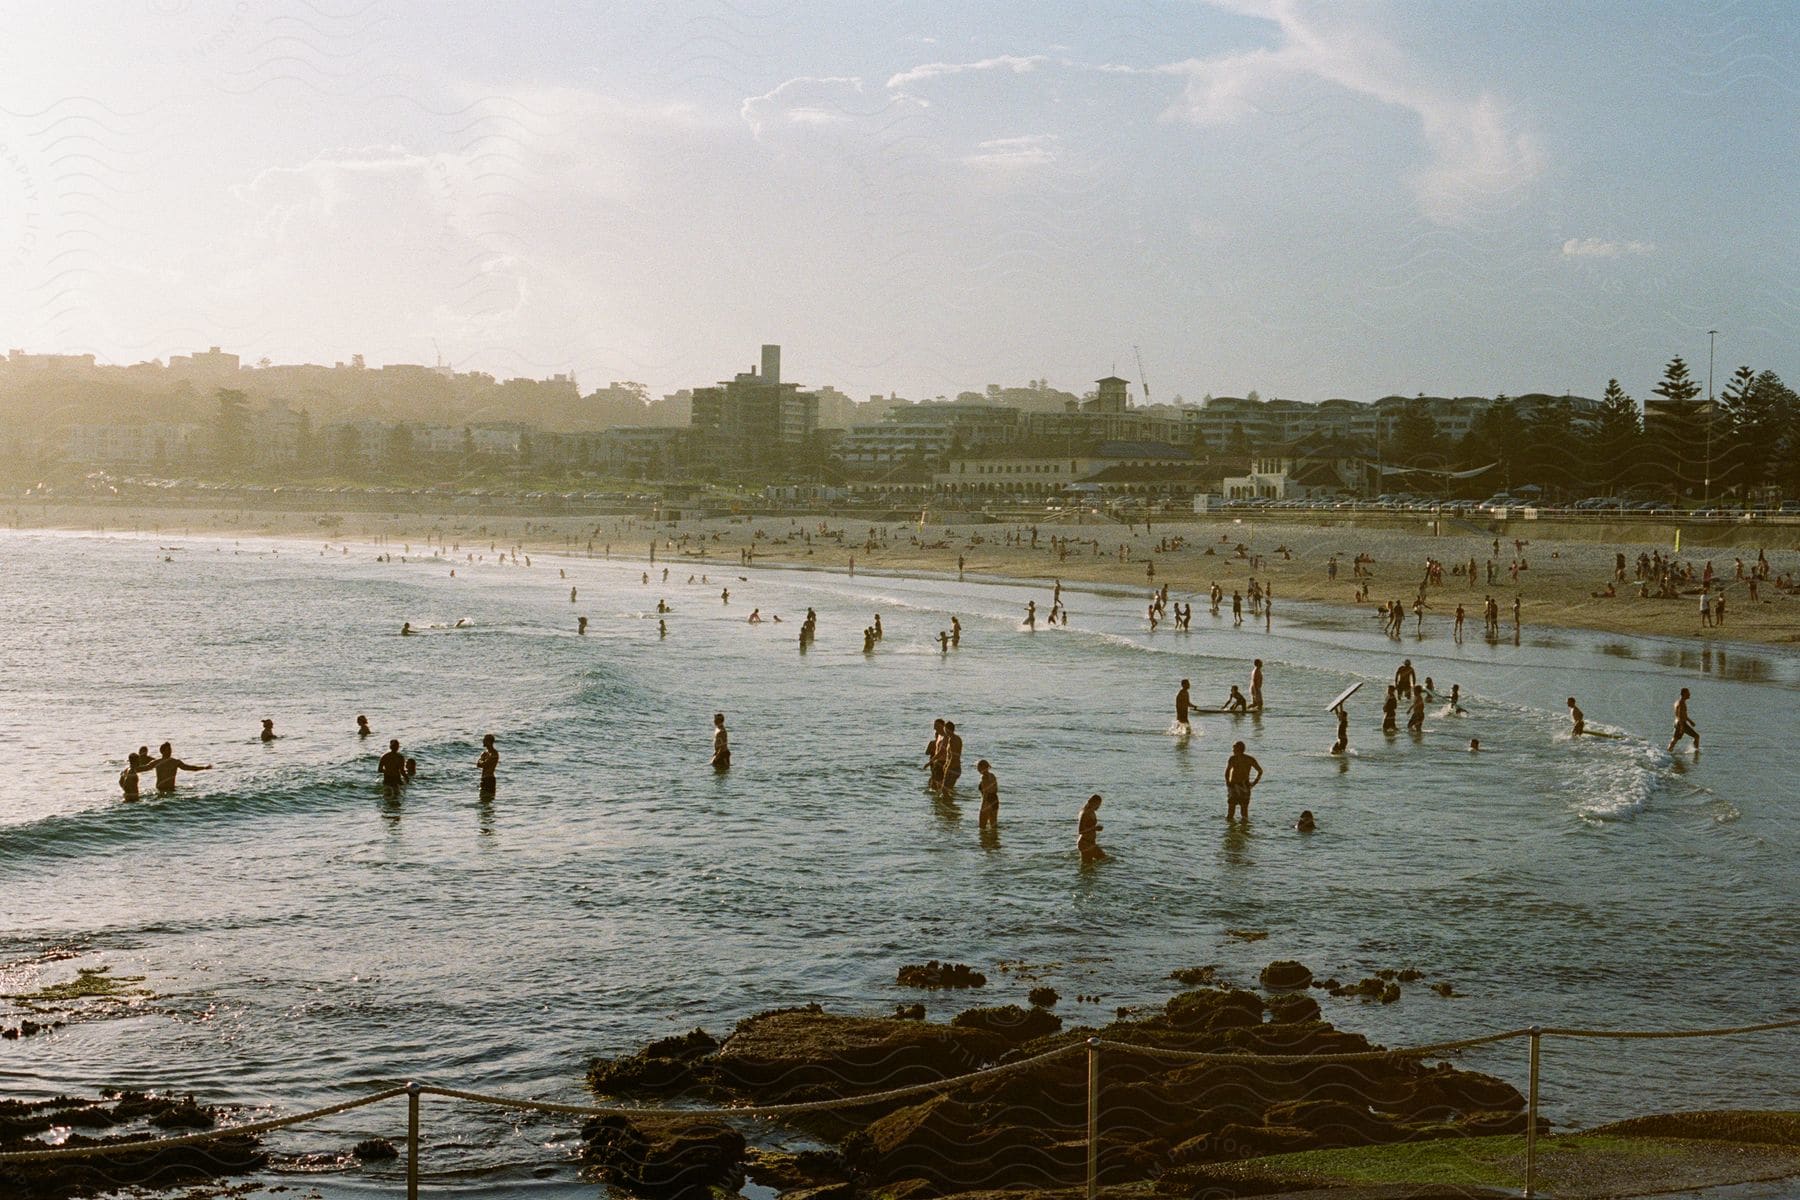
[13,502,1800,647]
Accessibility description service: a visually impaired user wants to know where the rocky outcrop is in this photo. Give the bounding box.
[896,961,986,989]
[0,1091,265,1199]
[582,962,1534,1197]
[580,1115,744,1199]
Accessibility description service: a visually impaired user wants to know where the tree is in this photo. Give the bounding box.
[1520,398,1579,495]
[214,388,250,471]
[333,425,362,473]
[462,425,477,459]
[1585,379,1642,491]
[1460,397,1528,492]
[387,422,414,468]
[1646,356,1707,497]
[1391,399,1444,466]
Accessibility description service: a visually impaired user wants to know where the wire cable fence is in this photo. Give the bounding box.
[2,1017,1794,1199]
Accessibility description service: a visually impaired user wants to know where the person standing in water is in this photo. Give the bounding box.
[1330,704,1350,755]
[578,616,588,635]
[1024,600,1037,630]
[710,714,731,769]
[976,760,999,830]
[1077,794,1106,863]
[357,714,373,737]
[938,721,963,790]
[378,739,407,788]
[926,719,945,786]
[938,630,950,653]
[477,734,499,793]
[1667,688,1699,752]
[146,742,212,794]
[1225,742,1262,821]
[1249,660,1264,711]
[721,587,730,605]
[1382,686,1399,733]
[260,719,277,742]
[1407,686,1426,732]
[1566,696,1586,737]
[1175,679,1194,733]
[950,616,961,647]
[118,753,143,799]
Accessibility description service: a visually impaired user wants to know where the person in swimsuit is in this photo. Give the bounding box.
[1667,688,1699,752]
[1382,686,1399,733]
[1407,687,1426,732]
[1225,741,1262,820]
[1077,794,1106,863]
[1249,660,1264,711]
[1566,697,1585,737]
[477,734,500,792]
[378,739,407,788]
[1330,704,1349,755]
[976,760,999,830]
[1175,679,1193,733]
[711,714,731,769]
[1295,810,1316,832]
[939,721,963,790]
[1223,685,1248,715]
[926,719,945,786]
[118,752,143,799]
[147,742,212,794]
[357,715,372,737]
[260,719,277,742]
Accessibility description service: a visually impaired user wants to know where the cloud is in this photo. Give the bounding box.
[1561,238,1656,258]
[962,134,1060,170]
[886,54,1053,90]
[1162,1,1543,225]
[741,76,925,137]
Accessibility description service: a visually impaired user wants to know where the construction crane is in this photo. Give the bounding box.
[1133,345,1151,404]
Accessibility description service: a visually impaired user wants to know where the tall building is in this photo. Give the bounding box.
[688,343,820,473]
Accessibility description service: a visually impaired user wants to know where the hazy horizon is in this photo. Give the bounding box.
[3,1,1794,405]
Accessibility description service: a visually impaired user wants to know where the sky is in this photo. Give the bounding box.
[1,1,1794,405]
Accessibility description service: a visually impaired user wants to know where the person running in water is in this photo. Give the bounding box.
[477,734,499,793]
[1566,696,1586,737]
[711,713,731,769]
[976,760,999,830]
[1077,794,1107,863]
[1225,741,1262,821]
[147,742,212,794]
[1667,688,1699,752]
[1175,679,1194,733]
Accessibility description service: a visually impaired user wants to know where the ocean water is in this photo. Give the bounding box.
[0,529,1795,1195]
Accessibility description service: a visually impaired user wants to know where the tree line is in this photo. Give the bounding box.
[1389,357,1797,501]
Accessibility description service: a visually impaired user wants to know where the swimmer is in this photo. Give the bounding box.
[711,713,731,769]
[863,627,876,653]
[1078,794,1107,863]
[658,619,667,638]
[1566,696,1585,737]
[378,739,407,788]
[1024,600,1037,630]
[721,587,730,605]
[748,608,762,624]
[146,742,211,794]
[1249,659,1264,711]
[477,734,499,792]
[977,760,999,829]
[1225,741,1262,821]
[357,714,372,737]
[1295,810,1316,833]
[578,616,588,635]
[1667,687,1699,752]
[1469,738,1480,752]
[117,753,143,799]
[1330,704,1349,755]
[404,757,417,782]
[938,630,950,652]
[1223,685,1248,715]
[401,622,413,636]
[260,719,277,742]
[1174,678,1193,733]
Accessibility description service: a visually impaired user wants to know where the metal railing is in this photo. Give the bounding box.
[2,1017,1793,1199]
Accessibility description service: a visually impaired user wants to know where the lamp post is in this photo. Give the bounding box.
[1706,329,1717,506]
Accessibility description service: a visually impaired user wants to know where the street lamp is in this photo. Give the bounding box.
[1705,329,1717,505]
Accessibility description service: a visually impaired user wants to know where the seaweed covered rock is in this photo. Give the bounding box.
[580,1115,744,1199]
[0,1092,264,1199]
[710,1007,1005,1102]
[950,1004,1061,1046]
[588,1028,719,1096]
[853,1093,1080,1189]
[1163,987,1265,1032]
[1258,960,1314,991]
[1026,986,1059,1008]
[897,961,986,989]
[1266,992,1322,1024]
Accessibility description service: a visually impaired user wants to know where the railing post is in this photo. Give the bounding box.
[406,1081,421,1200]
[1085,1037,1100,1200]
[1524,1028,1540,1198]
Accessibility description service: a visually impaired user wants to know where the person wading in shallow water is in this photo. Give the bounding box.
[146,742,212,794]
[711,713,731,770]
[476,734,500,793]
[1225,741,1262,821]
[1078,794,1107,863]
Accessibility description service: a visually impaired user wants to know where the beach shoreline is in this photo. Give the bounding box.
[12,501,1799,649]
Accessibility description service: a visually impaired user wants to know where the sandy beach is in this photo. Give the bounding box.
[15,501,1800,648]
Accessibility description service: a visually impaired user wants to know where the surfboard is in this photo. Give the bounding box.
[1581,730,1626,740]
[1324,681,1363,712]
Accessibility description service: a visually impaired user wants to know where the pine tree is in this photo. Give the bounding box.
[1646,356,1707,498]
[1586,379,1642,491]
